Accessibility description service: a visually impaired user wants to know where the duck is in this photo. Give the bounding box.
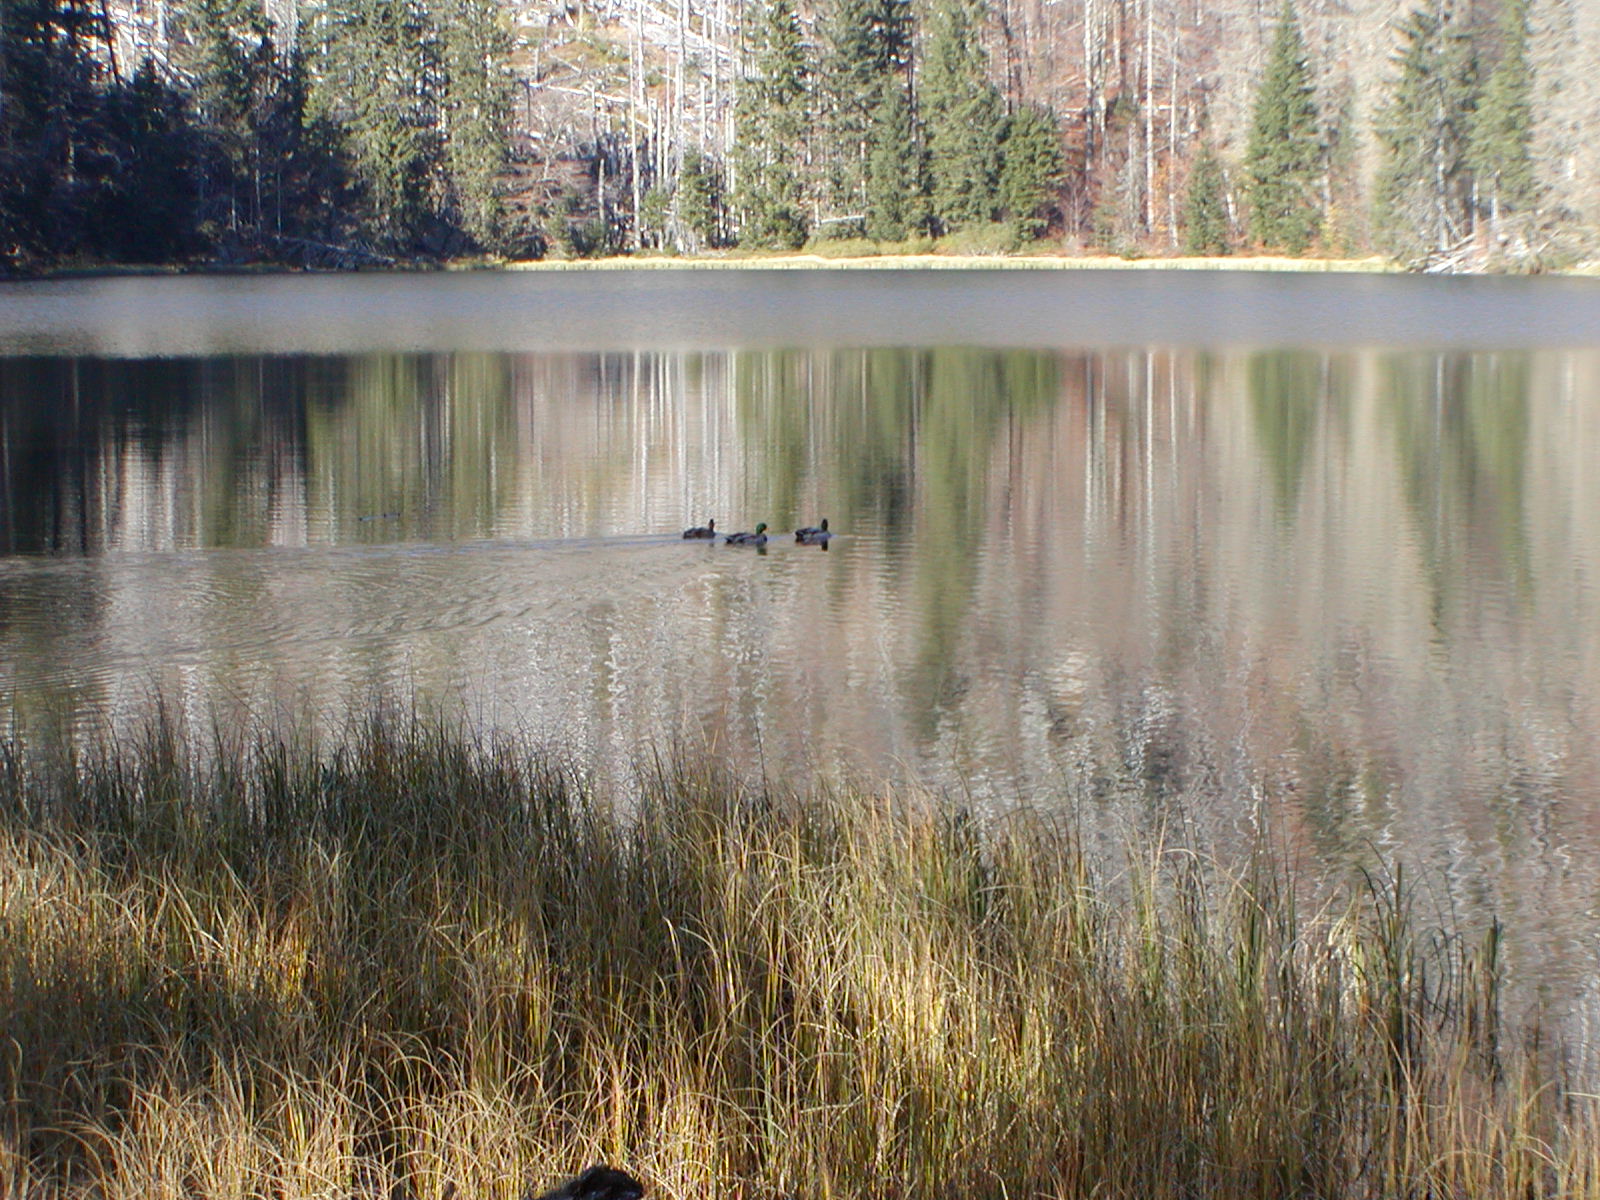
[723,522,769,546]
[682,519,716,539]
[795,518,831,545]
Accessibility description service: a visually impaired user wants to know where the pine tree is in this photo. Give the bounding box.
[254,54,358,250]
[178,0,270,150]
[438,0,512,250]
[1183,139,1230,255]
[175,0,277,237]
[734,0,810,248]
[1244,2,1322,253]
[308,0,445,248]
[864,73,922,240]
[674,149,723,251]
[0,0,113,259]
[819,0,910,224]
[167,0,350,258]
[1374,0,1478,259]
[1468,0,1538,229]
[998,103,1064,241]
[921,0,1002,232]
[98,65,206,261]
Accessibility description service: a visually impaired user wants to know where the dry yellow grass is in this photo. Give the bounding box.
[1,713,1595,1200]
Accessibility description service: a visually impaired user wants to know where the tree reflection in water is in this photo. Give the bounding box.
[1,343,1598,1019]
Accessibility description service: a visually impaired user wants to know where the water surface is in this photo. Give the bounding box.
[3,269,1600,1035]
[5,268,1600,356]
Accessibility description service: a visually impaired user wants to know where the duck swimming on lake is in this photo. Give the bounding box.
[795,518,831,545]
[723,522,769,546]
[682,519,716,539]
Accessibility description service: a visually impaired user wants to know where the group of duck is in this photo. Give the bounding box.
[681,518,831,547]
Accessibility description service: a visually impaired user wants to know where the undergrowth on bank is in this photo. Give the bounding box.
[0,713,1595,1200]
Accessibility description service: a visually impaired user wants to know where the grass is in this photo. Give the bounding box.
[1,710,1596,1200]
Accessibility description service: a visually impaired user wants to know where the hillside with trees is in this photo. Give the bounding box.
[1,0,1595,271]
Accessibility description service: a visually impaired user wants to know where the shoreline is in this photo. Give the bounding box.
[502,251,1403,273]
[6,249,1599,282]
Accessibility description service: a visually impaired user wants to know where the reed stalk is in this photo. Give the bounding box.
[0,712,1592,1199]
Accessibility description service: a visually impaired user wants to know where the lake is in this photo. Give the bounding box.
[3,267,1600,1032]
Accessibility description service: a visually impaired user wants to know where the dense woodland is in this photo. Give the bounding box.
[1,0,1596,271]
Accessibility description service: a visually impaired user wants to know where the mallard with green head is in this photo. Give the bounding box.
[795,518,831,545]
[723,522,769,546]
[682,519,716,539]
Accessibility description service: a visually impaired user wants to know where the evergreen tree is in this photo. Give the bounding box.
[0,0,320,265]
[1374,0,1478,258]
[167,0,352,258]
[734,0,810,248]
[175,0,279,239]
[1183,139,1230,255]
[1468,0,1538,229]
[1244,2,1322,253]
[998,103,1064,241]
[309,0,445,248]
[673,149,724,251]
[178,0,269,160]
[819,0,911,221]
[921,0,1002,232]
[438,0,513,250]
[0,0,113,260]
[864,73,922,240]
[97,65,206,261]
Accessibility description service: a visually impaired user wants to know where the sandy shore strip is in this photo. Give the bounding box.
[501,252,1404,273]
[11,252,1599,280]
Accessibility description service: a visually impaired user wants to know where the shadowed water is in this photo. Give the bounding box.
[2,270,1600,1039]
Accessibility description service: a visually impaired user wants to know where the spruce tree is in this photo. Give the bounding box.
[1374,0,1478,258]
[98,65,206,261]
[178,0,268,145]
[1244,2,1322,253]
[998,103,1064,242]
[819,0,911,222]
[674,149,723,251]
[1183,139,1230,255]
[438,0,512,250]
[175,0,281,238]
[734,0,810,248]
[308,0,445,248]
[921,0,1002,232]
[864,73,922,240]
[0,0,113,259]
[1468,0,1538,229]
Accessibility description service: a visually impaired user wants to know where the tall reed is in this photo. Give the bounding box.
[0,713,1594,1200]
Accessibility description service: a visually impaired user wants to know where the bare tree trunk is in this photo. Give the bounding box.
[98,0,120,80]
[1114,0,1127,105]
[1143,0,1154,234]
[1085,0,1107,157]
[631,0,644,248]
[1167,13,1178,247]
[654,96,665,197]
[999,0,1023,105]
[675,0,688,184]
[711,0,724,154]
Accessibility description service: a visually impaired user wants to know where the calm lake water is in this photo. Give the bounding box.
[3,268,1600,1032]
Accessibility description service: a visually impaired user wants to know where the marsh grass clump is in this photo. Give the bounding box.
[1,711,1597,1200]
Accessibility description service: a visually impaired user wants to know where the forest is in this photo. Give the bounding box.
[0,0,1595,272]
